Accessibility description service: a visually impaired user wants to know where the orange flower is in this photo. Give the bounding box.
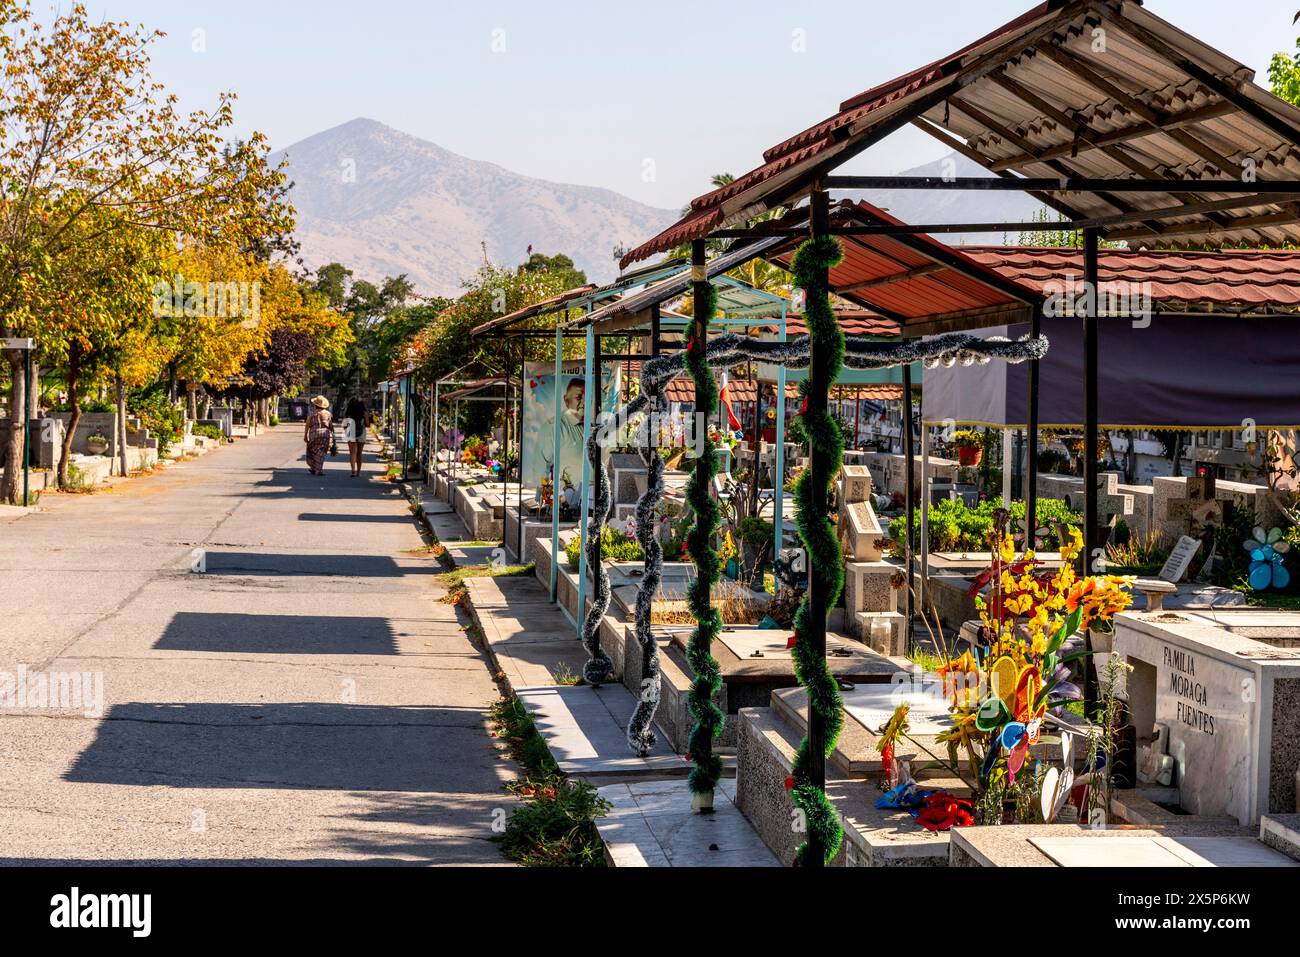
[1065,578,1096,613]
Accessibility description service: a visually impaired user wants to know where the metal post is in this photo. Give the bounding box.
[919,408,929,615]
[576,323,596,638]
[549,322,564,601]
[805,188,831,863]
[1001,429,1013,508]
[773,302,787,575]
[1082,228,1101,714]
[1026,306,1041,544]
[433,379,441,500]
[23,347,32,506]
[1082,228,1100,573]
[510,338,520,557]
[902,361,916,655]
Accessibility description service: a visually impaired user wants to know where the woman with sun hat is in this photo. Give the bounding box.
[303,395,333,475]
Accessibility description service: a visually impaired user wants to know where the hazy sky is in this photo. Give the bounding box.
[84,1,1295,210]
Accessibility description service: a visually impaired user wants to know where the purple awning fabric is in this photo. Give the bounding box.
[922,315,1300,429]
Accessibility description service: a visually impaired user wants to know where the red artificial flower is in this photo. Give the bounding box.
[783,776,795,791]
[915,792,975,832]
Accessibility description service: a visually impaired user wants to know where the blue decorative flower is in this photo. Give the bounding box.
[1244,526,1291,591]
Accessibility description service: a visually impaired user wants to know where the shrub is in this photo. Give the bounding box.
[565,526,644,568]
[128,386,183,458]
[888,497,1081,555]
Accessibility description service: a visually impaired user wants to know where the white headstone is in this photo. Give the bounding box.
[1159,535,1202,583]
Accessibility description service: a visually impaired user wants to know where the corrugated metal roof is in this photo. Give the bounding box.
[569,235,789,332]
[764,201,1039,332]
[962,246,1300,315]
[468,285,598,337]
[622,0,1300,267]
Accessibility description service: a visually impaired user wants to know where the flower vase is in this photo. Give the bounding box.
[692,789,715,813]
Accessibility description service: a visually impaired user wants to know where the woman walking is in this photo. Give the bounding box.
[304,395,333,475]
[344,396,368,477]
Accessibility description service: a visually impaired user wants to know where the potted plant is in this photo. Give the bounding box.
[85,428,110,455]
[952,429,984,467]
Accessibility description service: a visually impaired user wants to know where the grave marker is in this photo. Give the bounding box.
[838,464,883,561]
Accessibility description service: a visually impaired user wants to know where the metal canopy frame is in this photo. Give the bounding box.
[560,269,793,639]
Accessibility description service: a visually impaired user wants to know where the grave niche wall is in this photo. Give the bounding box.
[1114,613,1300,825]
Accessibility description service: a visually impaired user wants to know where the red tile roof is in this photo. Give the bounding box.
[961,247,1300,314]
[783,311,899,338]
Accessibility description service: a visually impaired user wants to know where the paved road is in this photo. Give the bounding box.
[0,426,513,864]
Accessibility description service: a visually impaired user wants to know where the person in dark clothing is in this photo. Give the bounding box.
[344,397,368,477]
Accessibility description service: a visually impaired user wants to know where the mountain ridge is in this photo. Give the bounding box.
[272,118,677,295]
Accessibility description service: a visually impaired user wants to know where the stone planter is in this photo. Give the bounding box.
[85,436,110,455]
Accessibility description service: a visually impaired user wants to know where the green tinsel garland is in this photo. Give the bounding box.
[684,283,725,796]
[790,234,846,865]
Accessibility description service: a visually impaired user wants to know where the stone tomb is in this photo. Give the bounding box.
[839,465,883,561]
[1114,610,1300,825]
[608,451,650,524]
[948,823,1299,867]
[734,681,972,866]
[837,465,907,653]
[1065,473,1135,536]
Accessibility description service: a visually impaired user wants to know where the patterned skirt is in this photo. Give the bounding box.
[306,436,330,473]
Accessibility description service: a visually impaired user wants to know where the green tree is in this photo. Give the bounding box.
[1269,14,1300,106]
[0,0,291,502]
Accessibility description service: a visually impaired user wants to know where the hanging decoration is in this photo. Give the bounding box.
[788,233,847,866]
[683,284,726,802]
[626,366,666,755]
[580,409,615,686]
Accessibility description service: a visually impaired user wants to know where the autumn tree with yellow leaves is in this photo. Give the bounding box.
[0,1,292,502]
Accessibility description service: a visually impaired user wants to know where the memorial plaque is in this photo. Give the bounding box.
[1158,535,1201,583]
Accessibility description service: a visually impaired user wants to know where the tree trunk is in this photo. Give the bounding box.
[2,350,26,505]
[115,374,129,477]
[186,386,198,423]
[201,393,212,420]
[1171,431,1184,477]
[1123,430,1136,483]
[57,350,81,489]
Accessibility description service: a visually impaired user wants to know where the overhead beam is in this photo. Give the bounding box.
[821,175,1300,194]
[1104,2,1300,147]
[1108,209,1300,241]
[947,96,1139,217]
[719,0,1097,224]
[910,115,1094,224]
[982,68,1243,233]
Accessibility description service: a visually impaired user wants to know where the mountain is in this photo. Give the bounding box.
[847,153,1052,245]
[272,118,677,296]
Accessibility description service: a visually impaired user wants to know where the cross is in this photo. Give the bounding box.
[1066,473,1135,528]
[1166,472,1228,537]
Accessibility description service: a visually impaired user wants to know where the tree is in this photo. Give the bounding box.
[0,1,292,502]
[1270,14,1300,106]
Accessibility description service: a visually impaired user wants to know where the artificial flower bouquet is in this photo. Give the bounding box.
[878,510,1134,830]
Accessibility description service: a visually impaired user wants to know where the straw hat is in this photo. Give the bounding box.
[311,395,330,408]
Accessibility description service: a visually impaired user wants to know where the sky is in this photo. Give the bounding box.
[81,0,1297,211]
